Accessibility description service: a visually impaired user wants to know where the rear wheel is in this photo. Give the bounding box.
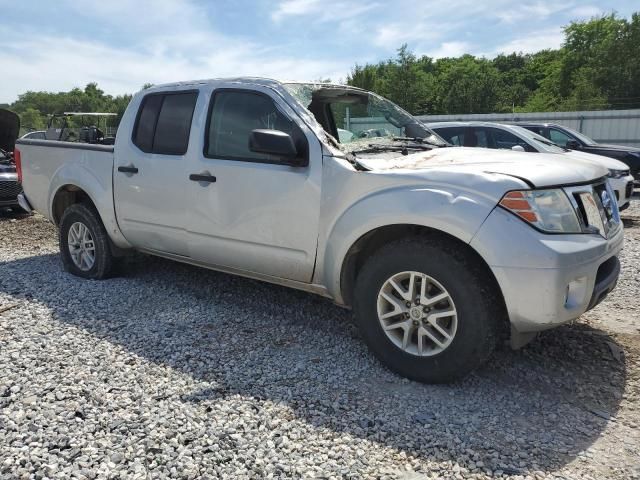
[59,203,113,279]
[353,237,500,383]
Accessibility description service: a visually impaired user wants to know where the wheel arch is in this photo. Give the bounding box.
[51,184,97,226]
[338,224,508,332]
[47,163,132,249]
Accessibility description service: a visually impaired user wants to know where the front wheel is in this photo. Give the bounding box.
[353,237,500,383]
[59,203,113,279]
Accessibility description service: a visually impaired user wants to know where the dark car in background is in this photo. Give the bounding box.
[518,123,640,183]
[0,108,23,211]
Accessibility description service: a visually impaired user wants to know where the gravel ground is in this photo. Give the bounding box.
[0,200,639,480]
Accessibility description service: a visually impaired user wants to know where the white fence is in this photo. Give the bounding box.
[416,109,640,147]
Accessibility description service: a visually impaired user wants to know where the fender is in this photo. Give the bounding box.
[318,184,498,303]
[48,161,132,249]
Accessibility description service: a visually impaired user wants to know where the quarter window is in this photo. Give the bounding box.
[132,92,198,155]
[205,90,304,162]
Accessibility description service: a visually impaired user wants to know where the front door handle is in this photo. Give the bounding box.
[118,165,139,174]
[189,173,217,183]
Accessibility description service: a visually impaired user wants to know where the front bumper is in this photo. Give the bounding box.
[609,174,634,209]
[471,207,623,334]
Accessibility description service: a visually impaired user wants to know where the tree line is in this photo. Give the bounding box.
[347,12,640,115]
[2,12,639,130]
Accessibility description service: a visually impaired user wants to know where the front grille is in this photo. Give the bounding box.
[566,181,620,238]
[626,181,634,199]
[0,181,22,201]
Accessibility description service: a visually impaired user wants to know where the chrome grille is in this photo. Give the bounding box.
[565,181,621,238]
[0,180,22,200]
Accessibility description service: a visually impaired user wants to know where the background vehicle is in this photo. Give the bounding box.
[21,130,46,140]
[429,121,634,210]
[518,122,640,182]
[0,109,23,211]
[45,112,118,145]
[15,78,623,383]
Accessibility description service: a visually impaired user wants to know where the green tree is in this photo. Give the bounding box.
[20,108,45,130]
[434,55,501,114]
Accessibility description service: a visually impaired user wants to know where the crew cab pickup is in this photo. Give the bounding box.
[15,78,623,383]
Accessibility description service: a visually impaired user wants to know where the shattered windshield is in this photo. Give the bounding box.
[284,83,446,153]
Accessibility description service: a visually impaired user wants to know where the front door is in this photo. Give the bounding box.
[114,90,199,256]
[186,86,322,282]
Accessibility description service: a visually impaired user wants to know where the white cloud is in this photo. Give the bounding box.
[0,0,351,103]
[490,27,565,55]
[428,41,473,59]
[271,0,380,23]
[495,1,569,23]
[570,5,603,18]
[0,32,348,103]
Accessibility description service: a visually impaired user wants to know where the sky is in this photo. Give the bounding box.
[0,0,637,103]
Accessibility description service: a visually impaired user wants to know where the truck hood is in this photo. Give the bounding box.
[590,143,640,153]
[562,149,628,170]
[0,108,20,152]
[356,147,608,188]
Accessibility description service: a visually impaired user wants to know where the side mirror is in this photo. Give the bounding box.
[249,129,299,163]
[566,139,580,150]
[511,145,525,152]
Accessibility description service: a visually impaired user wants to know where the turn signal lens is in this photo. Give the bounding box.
[499,192,539,223]
[499,189,582,233]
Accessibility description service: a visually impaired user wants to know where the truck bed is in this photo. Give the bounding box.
[15,139,114,224]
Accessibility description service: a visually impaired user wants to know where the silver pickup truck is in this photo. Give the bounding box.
[15,78,623,383]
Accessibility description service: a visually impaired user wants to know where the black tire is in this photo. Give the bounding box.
[59,203,113,279]
[353,237,501,383]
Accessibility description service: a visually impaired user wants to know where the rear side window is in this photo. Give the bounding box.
[488,128,533,151]
[434,127,465,146]
[133,92,198,155]
[133,95,163,153]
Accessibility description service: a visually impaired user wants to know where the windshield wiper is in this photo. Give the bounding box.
[392,136,449,148]
[353,143,434,156]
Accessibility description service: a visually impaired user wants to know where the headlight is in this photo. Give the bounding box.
[608,168,630,179]
[499,189,582,233]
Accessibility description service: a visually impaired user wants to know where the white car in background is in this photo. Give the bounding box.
[429,121,635,211]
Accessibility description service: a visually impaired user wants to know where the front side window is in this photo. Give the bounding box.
[549,128,574,147]
[524,126,544,136]
[132,91,198,155]
[205,90,301,162]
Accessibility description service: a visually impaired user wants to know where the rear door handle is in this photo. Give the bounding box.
[189,173,217,183]
[118,165,139,174]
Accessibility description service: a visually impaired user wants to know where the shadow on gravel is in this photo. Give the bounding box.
[622,216,640,228]
[0,253,627,475]
[0,207,31,220]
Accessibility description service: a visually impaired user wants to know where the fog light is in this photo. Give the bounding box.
[565,277,588,309]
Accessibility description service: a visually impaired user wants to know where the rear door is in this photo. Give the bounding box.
[113,90,199,256]
[186,85,322,282]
